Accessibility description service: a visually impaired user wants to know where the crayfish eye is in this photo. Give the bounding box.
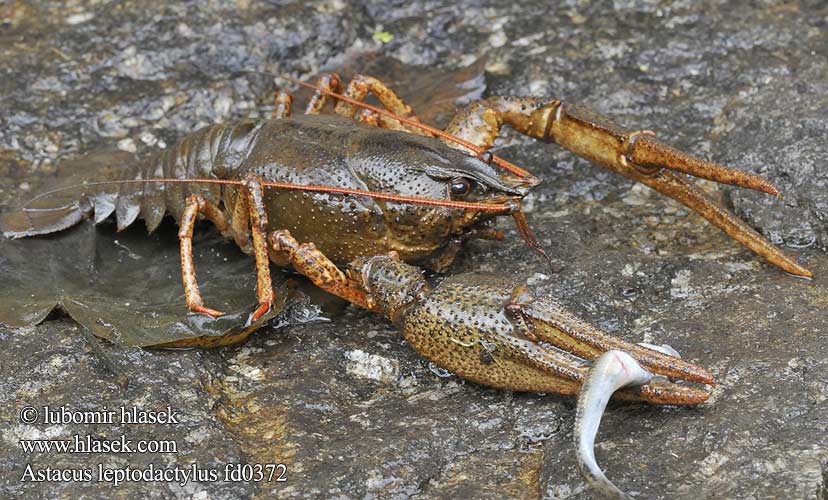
[449,177,472,197]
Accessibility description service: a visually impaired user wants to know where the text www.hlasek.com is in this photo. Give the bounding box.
[20,434,177,454]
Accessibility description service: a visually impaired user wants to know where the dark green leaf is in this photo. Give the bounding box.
[0,220,294,346]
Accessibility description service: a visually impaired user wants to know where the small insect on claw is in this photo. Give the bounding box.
[575,350,654,500]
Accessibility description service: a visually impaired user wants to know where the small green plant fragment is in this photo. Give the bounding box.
[372,31,394,44]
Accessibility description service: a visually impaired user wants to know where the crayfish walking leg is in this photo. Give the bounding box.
[178,195,231,317]
[178,173,275,323]
[302,73,428,135]
[269,230,375,311]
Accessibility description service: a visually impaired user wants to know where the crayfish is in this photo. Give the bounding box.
[1,73,811,498]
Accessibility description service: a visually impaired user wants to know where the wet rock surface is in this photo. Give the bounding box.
[1,1,827,499]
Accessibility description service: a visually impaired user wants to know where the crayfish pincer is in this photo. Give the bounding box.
[347,252,712,499]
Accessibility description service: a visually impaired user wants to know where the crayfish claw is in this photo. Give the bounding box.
[352,256,713,399]
[349,256,712,498]
[473,96,811,277]
[518,295,715,386]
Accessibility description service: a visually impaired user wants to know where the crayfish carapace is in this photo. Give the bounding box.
[1,73,811,498]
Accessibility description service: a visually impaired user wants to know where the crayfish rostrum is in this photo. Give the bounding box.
[1,73,811,498]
